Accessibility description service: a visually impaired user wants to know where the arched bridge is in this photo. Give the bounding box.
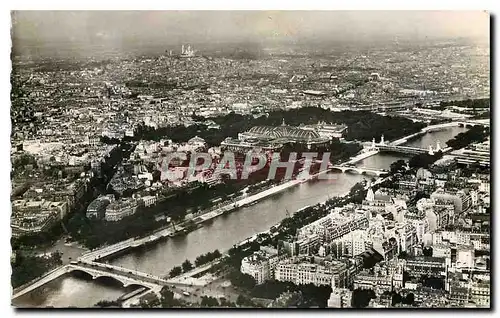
[456,120,490,128]
[390,120,489,146]
[369,136,441,155]
[12,261,181,300]
[330,165,389,176]
[67,262,167,289]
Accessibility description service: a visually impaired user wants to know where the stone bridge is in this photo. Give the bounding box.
[12,261,193,300]
[67,262,166,289]
[330,165,389,176]
[390,120,489,146]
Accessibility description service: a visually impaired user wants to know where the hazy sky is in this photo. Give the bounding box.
[11,11,490,51]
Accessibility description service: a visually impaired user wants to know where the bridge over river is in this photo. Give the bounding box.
[13,120,489,307]
[329,119,485,174]
[330,165,389,176]
[391,119,489,146]
[12,260,195,301]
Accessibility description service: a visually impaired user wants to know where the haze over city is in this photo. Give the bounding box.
[12,11,489,58]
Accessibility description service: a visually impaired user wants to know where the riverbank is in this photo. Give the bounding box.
[13,166,353,302]
[12,125,473,308]
[12,172,386,307]
[69,146,385,264]
[181,167,347,231]
[79,168,334,263]
[165,174,391,286]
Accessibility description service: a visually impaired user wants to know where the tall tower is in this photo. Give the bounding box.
[380,135,385,145]
[428,145,434,156]
[436,140,441,152]
[372,138,376,149]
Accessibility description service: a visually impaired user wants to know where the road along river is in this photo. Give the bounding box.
[12,126,468,307]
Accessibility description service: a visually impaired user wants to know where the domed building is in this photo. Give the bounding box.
[187,135,207,151]
[242,124,322,141]
[222,119,330,152]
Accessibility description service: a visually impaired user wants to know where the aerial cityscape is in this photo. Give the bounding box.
[10,11,491,309]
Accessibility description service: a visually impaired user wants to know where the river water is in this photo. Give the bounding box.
[12,126,468,308]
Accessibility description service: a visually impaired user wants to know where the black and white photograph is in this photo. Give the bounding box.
[7,9,491,309]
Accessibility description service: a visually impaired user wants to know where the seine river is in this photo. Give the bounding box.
[13,126,468,307]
